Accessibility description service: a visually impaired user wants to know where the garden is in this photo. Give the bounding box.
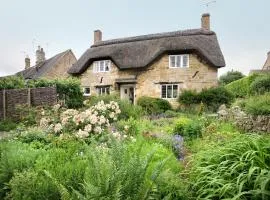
[0,74,269,200]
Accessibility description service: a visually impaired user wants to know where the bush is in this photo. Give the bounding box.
[137,96,171,115]
[219,70,245,86]
[225,73,261,97]
[0,75,25,89]
[198,87,234,111]
[173,117,202,139]
[189,135,270,199]
[250,75,270,95]
[243,93,270,115]
[178,87,234,112]
[116,117,140,136]
[0,119,17,131]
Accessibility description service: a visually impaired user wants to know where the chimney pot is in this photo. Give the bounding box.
[25,56,30,69]
[94,30,102,44]
[201,13,210,30]
[36,46,45,65]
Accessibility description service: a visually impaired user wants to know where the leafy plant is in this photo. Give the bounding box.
[250,75,270,95]
[0,119,17,131]
[137,96,171,115]
[189,135,270,200]
[173,117,202,139]
[219,70,245,86]
[243,93,270,115]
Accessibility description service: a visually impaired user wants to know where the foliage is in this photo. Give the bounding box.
[0,119,17,131]
[173,117,202,139]
[0,75,25,89]
[116,117,140,136]
[137,96,171,115]
[189,135,270,200]
[242,93,270,115]
[0,141,45,198]
[219,70,245,86]
[178,87,234,112]
[250,74,270,95]
[225,73,261,98]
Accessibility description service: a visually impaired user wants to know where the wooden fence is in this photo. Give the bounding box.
[0,87,57,120]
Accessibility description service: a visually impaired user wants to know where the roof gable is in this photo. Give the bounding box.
[68,29,225,74]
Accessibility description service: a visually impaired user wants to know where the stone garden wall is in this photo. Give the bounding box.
[218,105,270,133]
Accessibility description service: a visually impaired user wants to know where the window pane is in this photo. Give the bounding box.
[105,61,110,71]
[93,62,98,72]
[173,85,178,98]
[167,85,172,98]
[182,55,189,67]
[176,56,181,67]
[84,87,90,94]
[99,61,105,71]
[161,85,167,98]
[106,87,110,94]
[170,56,175,67]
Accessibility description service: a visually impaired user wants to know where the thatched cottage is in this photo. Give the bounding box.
[69,13,225,105]
[17,46,77,80]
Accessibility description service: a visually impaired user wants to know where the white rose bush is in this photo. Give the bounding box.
[39,100,121,139]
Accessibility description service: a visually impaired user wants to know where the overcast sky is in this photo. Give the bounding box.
[0,0,269,76]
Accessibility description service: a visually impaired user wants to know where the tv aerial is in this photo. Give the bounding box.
[202,0,216,12]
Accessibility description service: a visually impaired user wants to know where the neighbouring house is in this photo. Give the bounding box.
[17,46,77,80]
[68,13,225,105]
[249,51,270,74]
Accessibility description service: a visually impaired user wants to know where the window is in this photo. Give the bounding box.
[161,84,178,99]
[169,55,189,68]
[96,86,110,95]
[93,60,111,72]
[83,87,91,96]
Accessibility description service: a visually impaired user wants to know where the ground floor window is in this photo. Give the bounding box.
[96,86,110,95]
[161,84,178,99]
[83,87,91,96]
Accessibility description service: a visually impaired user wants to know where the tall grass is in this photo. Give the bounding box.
[189,135,270,200]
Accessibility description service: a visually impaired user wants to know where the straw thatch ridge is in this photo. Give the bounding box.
[68,28,225,74]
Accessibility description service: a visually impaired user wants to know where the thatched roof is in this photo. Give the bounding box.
[17,50,72,79]
[68,28,225,74]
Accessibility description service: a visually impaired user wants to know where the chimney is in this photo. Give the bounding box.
[94,30,102,44]
[36,46,45,65]
[25,55,30,69]
[201,13,210,31]
[263,51,270,70]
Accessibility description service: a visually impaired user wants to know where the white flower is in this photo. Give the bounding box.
[53,104,61,112]
[54,123,63,133]
[124,125,129,131]
[94,126,102,134]
[99,115,106,125]
[130,136,136,142]
[40,118,50,129]
[115,109,121,114]
[84,124,92,132]
[90,115,98,124]
[75,129,89,138]
[112,131,121,139]
[109,112,115,119]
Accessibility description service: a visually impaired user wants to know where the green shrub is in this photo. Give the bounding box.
[137,96,171,115]
[250,75,270,95]
[219,70,245,86]
[243,93,270,115]
[173,117,202,139]
[198,87,234,111]
[0,75,25,89]
[225,73,261,97]
[116,117,140,136]
[178,90,199,105]
[0,119,17,131]
[189,135,270,199]
[7,170,60,200]
[0,141,45,198]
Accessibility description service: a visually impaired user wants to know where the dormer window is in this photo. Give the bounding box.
[93,60,111,72]
[169,55,189,68]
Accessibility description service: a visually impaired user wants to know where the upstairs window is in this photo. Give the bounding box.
[93,60,111,72]
[96,86,110,95]
[161,84,178,99]
[169,55,189,68]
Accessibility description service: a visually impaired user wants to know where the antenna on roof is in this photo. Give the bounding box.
[202,0,216,12]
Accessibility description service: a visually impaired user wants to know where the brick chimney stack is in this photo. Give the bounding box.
[94,30,102,44]
[36,46,45,65]
[25,55,30,69]
[201,13,210,31]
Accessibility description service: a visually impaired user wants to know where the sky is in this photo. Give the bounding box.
[0,0,269,76]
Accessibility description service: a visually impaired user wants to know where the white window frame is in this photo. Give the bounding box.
[161,84,179,99]
[169,54,189,68]
[96,86,110,95]
[83,87,91,96]
[93,60,111,73]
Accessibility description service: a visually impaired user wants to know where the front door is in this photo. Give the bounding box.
[120,85,135,104]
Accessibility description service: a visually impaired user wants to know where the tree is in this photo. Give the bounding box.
[219,70,245,85]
